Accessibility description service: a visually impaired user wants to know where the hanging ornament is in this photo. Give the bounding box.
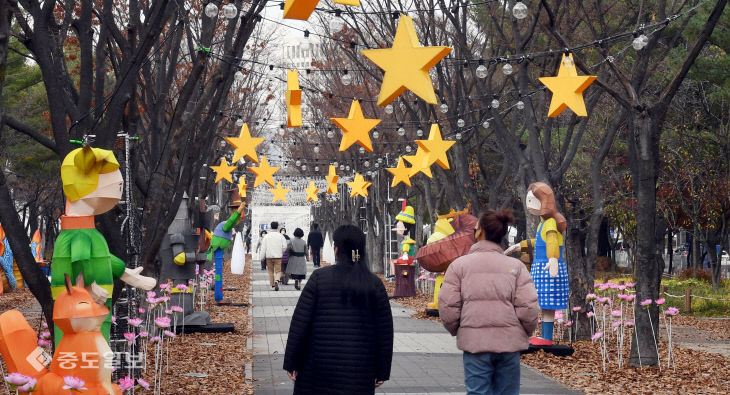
[405,145,412,153]
[314,166,319,172]
[225,123,264,163]
[347,173,371,198]
[222,3,238,19]
[538,53,597,117]
[512,2,528,19]
[313,144,320,153]
[341,71,352,86]
[333,161,338,167]
[248,155,280,187]
[235,118,244,127]
[237,177,248,198]
[476,64,488,79]
[340,164,345,170]
[269,182,291,203]
[364,161,370,167]
[404,146,434,178]
[361,15,452,106]
[295,159,301,167]
[359,147,365,154]
[345,165,350,171]
[286,70,302,127]
[234,70,245,83]
[416,129,424,137]
[372,130,380,139]
[516,101,525,110]
[491,99,500,109]
[455,132,463,140]
[204,3,219,18]
[457,119,465,128]
[325,165,339,193]
[502,63,513,75]
[330,100,381,152]
[305,181,320,202]
[397,126,406,136]
[301,164,307,171]
[386,156,412,187]
[210,157,236,183]
[414,123,456,170]
[384,104,394,114]
[562,56,575,68]
[439,103,449,114]
[329,17,344,32]
[632,34,648,50]
[378,157,383,163]
[482,120,490,129]
[327,129,334,138]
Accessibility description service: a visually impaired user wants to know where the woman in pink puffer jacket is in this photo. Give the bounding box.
[439,209,539,395]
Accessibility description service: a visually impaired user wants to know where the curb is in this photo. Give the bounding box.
[245,258,254,382]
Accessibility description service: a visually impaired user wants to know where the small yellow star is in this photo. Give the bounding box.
[538,54,597,117]
[325,165,339,194]
[386,157,412,188]
[331,100,381,152]
[225,123,265,164]
[287,70,302,127]
[237,177,248,198]
[404,147,434,178]
[269,182,290,203]
[210,158,237,183]
[347,173,371,198]
[248,155,280,187]
[305,181,320,202]
[414,124,455,170]
[361,15,452,106]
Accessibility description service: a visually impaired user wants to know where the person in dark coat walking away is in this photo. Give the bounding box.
[284,225,394,394]
[286,228,308,290]
[307,223,324,267]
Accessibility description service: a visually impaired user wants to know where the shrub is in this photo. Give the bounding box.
[677,268,712,283]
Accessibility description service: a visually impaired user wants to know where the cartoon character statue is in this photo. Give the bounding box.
[416,209,477,316]
[0,273,123,394]
[506,182,569,346]
[0,225,18,292]
[51,145,156,345]
[31,229,49,277]
[392,204,417,297]
[206,201,246,302]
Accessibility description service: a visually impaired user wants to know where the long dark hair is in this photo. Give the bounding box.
[333,224,375,308]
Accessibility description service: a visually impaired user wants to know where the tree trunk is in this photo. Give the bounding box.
[565,219,592,339]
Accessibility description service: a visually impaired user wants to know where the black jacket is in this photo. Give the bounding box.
[283,265,394,394]
[306,229,324,250]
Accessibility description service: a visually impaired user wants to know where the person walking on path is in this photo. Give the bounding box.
[284,225,394,393]
[280,228,291,285]
[439,209,539,395]
[259,222,287,291]
[285,228,308,290]
[307,223,324,267]
[257,230,267,270]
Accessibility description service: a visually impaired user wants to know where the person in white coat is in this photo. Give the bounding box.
[259,221,288,291]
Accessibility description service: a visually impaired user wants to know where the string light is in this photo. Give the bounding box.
[502,63,513,75]
[204,3,218,18]
[439,103,449,114]
[416,129,423,137]
[222,3,238,19]
[512,2,529,20]
[384,104,394,114]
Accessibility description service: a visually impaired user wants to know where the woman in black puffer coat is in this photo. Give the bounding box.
[284,225,394,394]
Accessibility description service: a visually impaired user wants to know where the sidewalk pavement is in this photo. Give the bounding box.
[252,262,581,394]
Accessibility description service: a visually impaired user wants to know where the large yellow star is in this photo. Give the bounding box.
[287,70,302,127]
[538,54,597,117]
[237,177,248,198]
[414,124,455,170]
[269,182,290,203]
[248,155,280,187]
[225,123,264,164]
[210,158,236,183]
[305,181,320,202]
[347,173,371,198]
[361,15,452,106]
[386,157,412,188]
[331,100,381,152]
[325,165,339,194]
[404,147,434,178]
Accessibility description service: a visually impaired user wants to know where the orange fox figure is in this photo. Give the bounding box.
[0,273,122,395]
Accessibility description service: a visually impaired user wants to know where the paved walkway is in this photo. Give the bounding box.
[252,262,579,394]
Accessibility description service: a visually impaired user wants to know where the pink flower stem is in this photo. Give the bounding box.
[646,308,661,372]
[633,303,642,367]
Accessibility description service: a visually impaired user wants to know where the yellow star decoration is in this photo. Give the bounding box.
[347,173,372,198]
[225,123,264,164]
[331,100,381,152]
[269,182,290,203]
[325,165,339,194]
[305,181,320,202]
[237,177,248,198]
[404,147,434,178]
[386,157,412,188]
[333,0,359,5]
[361,15,452,106]
[210,157,236,184]
[286,70,302,127]
[538,54,597,117]
[283,0,359,21]
[414,124,455,170]
[248,155,280,187]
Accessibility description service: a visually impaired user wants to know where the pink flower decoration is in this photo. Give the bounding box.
[427,277,436,282]
[149,336,161,345]
[145,297,156,305]
[159,283,170,290]
[572,306,581,312]
[165,309,173,315]
[591,332,604,341]
[554,310,563,319]
[175,283,189,292]
[119,376,135,391]
[128,318,143,327]
[564,320,574,327]
[586,311,595,318]
[599,283,610,291]
[123,332,137,346]
[38,338,52,347]
[164,330,176,338]
[40,330,51,339]
[625,321,635,327]
[665,307,680,316]
[655,298,666,305]
[41,321,48,329]
[154,316,171,329]
[139,331,149,338]
[594,281,603,288]
[625,282,635,288]
[111,315,117,325]
[146,291,156,298]
[62,376,87,391]
[618,285,627,291]
[5,372,31,386]
[17,377,37,393]
[418,275,427,280]
[618,293,628,300]
[171,305,184,313]
[640,299,653,308]
[611,310,622,317]
[612,321,622,328]
[137,378,151,390]
[607,282,618,289]
[585,293,597,302]
[139,307,146,314]
[626,294,636,302]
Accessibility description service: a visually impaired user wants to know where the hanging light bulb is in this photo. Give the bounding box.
[476,64,488,79]
[397,127,405,136]
[416,129,424,137]
[236,118,244,127]
[327,129,334,138]
[502,63,513,75]
[295,159,301,167]
[339,164,344,170]
[234,70,245,83]
[399,101,407,112]
[315,166,319,172]
[329,17,344,32]
[204,3,219,18]
[359,147,365,154]
[345,165,350,171]
[516,101,525,110]
[372,130,380,139]
[482,120,490,129]
[562,55,575,68]
[455,132,463,140]
[405,145,412,153]
[222,3,238,19]
[301,32,311,50]
[512,2,529,20]
[384,104,394,114]
[632,34,648,50]
[314,145,320,153]
[302,164,307,171]
[457,119,465,128]
[439,103,449,114]
[378,157,383,163]
[333,161,338,167]
[364,161,370,167]
[341,71,352,86]
[491,98,500,109]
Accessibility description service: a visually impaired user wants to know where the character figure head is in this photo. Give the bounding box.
[526,182,566,233]
[61,145,123,216]
[54,273,109,334]
[395,205,415,237]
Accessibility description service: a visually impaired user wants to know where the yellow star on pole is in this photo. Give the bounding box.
[404,147,434,178]
[210,158,236,183]
[538,54,597,117]
[386,157,413,188]
[414,124,455,170]
[331,100,381,152]
[325,165,339,194]
[237,177,248,198]
[269,182,290,203]
[286,70,302,127]
[361,15,452,106]
[225,123,265,164]
[347,173,371,198]
[305,181,320,202]
[248,155,280,187]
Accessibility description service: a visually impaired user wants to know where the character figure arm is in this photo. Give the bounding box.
[505,239,535,255]
[542,218,560,277]
[438,262,463,336]
[114,254,156,291]
[222,204,246,233]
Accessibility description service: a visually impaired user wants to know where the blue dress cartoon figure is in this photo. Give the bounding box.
[0,228,18,290]
[506,182,568,346]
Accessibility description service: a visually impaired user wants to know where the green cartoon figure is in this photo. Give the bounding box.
[51,145,156,344]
